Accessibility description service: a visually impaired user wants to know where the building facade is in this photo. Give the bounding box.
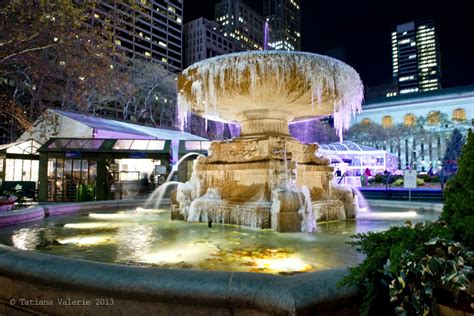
[391,17,441,95]
[183,18,238,68]
[263,0,301,51]
[215,0,264,51]
[351,86,474,171]
[365,82,399,100]
[91,0,183,72]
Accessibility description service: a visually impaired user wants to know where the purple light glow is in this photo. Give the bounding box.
[228,123,241,138]
[264,20,270,50]
[93,130,152,140]
[289,119,339,144]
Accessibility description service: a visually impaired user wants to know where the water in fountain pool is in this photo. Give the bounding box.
[144,152,204,209]
[0,205,439,275]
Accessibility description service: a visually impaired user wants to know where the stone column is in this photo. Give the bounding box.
[240,109,293,137]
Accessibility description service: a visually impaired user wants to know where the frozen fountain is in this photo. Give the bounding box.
[173,51,364,232]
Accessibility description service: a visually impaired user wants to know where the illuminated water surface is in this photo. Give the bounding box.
[0,206,439,274]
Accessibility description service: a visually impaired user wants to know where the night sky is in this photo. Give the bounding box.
[183,0,474,88]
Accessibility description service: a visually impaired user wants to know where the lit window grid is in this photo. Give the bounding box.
[94,0,183,71]
[391,21,441,94]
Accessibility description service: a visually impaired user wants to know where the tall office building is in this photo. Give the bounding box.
[391,17,441,94]
[263,0,301,51]
[91,0,183,72]
[184,18,239,68]
[215,0,264,51]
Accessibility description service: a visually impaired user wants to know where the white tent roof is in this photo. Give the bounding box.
[53,110,207,141]
[0,139,41,155]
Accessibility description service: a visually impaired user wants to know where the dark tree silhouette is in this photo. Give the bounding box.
[442,128,465,177]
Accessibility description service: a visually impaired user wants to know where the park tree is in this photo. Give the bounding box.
[119,59,178,128]
[1,1,213,137]
[442,128,465,177]
[345,121,387,148]
[0,1,129,120]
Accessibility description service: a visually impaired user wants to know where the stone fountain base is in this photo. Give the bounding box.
[172,198,272,228]
[172,136,357,232]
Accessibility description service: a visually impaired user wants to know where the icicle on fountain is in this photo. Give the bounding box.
[173,51,364,232]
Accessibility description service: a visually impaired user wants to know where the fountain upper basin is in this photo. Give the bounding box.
[178,51,363,136]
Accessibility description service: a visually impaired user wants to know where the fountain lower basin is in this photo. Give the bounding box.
[0,203,439,274]
[0,201,440,314]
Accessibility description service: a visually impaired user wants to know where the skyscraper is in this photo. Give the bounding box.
[91,0,183,72]
[183,18,238,68]
[215,0,264,51]
[391,17,441,94]
[263,0,301,51]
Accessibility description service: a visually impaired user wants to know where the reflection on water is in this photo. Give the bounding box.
[0,207,439,274]
[11,228,43,250]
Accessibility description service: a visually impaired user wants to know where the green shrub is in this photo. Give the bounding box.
[392,178,425,187]
[373,174,384,183]
[421,174,433,182]
[421,174,440,183]
[338,222,455,315]
[442,129,474,247]
[394,178,403,186]
[384,238,472,315]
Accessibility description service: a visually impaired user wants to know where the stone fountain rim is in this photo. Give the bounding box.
[181,50,358,74]
[0,244,356,314]
[178,50,364,139]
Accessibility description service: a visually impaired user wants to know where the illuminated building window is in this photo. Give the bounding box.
[404,113,416,127]
[382,116,393,128]
[400,88,419,94]
[427,111,440,125]
[452,108,466,122]
[400,75,415,82]
[361,118,371,125]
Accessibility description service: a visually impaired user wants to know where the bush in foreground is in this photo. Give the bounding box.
[340,130,474,315]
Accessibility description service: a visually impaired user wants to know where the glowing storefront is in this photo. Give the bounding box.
[38,138,172,202]
[319,141,398,177]
[0,140,40,196]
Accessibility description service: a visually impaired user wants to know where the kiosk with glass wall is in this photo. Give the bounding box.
[38,138,171,202]
[319,141,399,187]
[0,139,40,197]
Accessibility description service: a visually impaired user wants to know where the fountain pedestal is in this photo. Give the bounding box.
[172,135,351,231]
[240,109,292,137]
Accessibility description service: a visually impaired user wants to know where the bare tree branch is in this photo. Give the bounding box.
[1,43,55,64]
